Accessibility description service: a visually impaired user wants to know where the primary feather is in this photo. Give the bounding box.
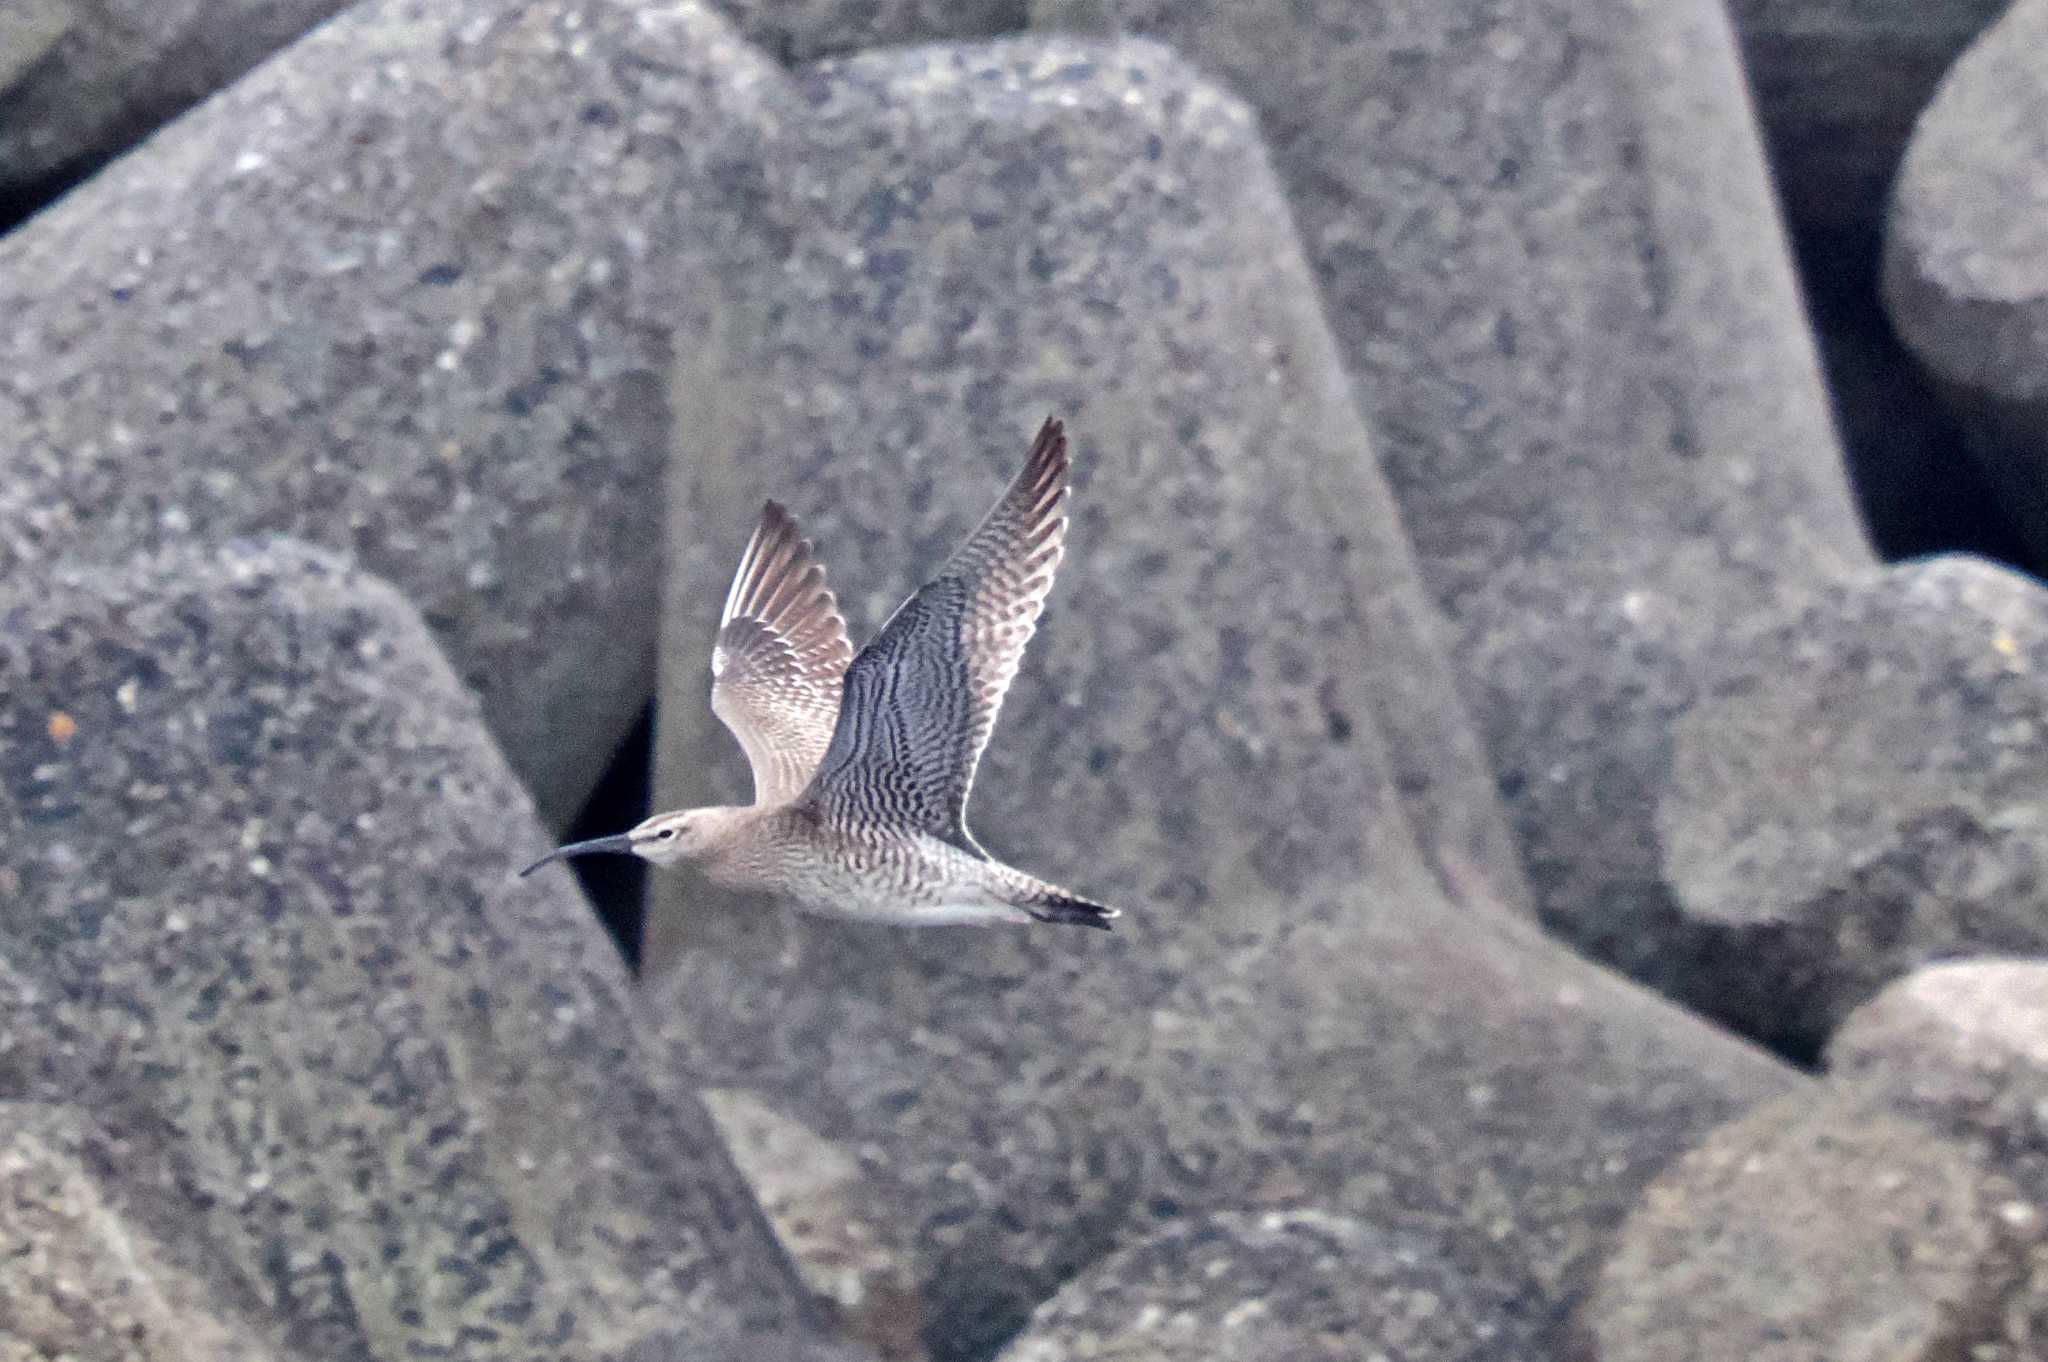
[804,417,1071,849]
[710,501,855,807]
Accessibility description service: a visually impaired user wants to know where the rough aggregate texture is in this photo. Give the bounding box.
[0,538,840,1361]
[0,0,71,97]
[1581,1088,2044,1362]
[1727,0,2008,249]
[0,0,796,828]
[1031,0,1874,1005]
[0,0,352,202]
[1831,960,2048,1197]
[0,2,2024,1358]
[1884,0,2048,567]
[648,37,1798,1362]
[704,1086,929,1361]
[0,1101,273,1362]
[1830,961,2048,1357]
[650,24,1538,953]
[1659,555,2048,1052]
[997,1209,1547,1361]
[708,0,1023,63]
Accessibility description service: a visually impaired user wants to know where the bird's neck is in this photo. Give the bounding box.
[683,803,787,886]
[683,803,779,861]
[692,804,759,836]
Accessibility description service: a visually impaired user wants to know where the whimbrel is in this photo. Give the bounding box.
[522,418,1121,930]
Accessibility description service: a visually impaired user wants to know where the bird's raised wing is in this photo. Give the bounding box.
[711,501,855,807]
[803,418,1071,848]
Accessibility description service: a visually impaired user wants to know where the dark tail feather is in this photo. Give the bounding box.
[1027,891,1120,930]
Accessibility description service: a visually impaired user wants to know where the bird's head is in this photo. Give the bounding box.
[519,809,712,877]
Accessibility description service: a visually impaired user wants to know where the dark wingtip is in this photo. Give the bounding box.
[756,499,797,546]
[1034,415,1066,457]
[1022,417,1070,495]
[1029,893,1119,930]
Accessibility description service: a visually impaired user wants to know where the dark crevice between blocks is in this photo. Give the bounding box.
[0,149,114,238]
[563,698,655,972]
[1787,221,2039,575]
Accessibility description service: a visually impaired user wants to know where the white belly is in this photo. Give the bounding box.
[710,832,1033,927]
[806,898,1035,928]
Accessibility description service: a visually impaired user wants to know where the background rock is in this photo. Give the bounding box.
[0,1102,274,1362]
[0,0,793,829]
[1658,554,2048,1053]
[1738,0,2032,580]
[1831,961,2048,1359]
[0,0,350,215]
[0,539,837,1360]
[0,1,71,102]
[1831,960,2048,1195]
[707,0,1022,63]
[0,1,2015,1356]
[648,36,1798,1361]
[997,1209,1545,1361]
[1806,287,2029,568]
[703,1087,928,1361]
[1579,1088,2044,1362]
[649,22,1537,962]
[1727,0,2008,253]
[1032,0,1874,1003]
[1884,0,2048,568]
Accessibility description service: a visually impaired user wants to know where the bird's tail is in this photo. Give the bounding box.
[1024,887,1121,930]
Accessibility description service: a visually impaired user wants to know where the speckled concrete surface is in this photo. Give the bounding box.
[0,1101,275,1362]
[1885,0,2048,566]
[0,0,795,828]
[645,37,1800,1361]
[1580,1088,2045,1362]
[1030,0,1875,1006]
[1658,556,2048,1051]
[652,29,1535,965]
[1833,960,2048,1200]
[0,538,843,1361]
[0,3,2027,1358]
[708,0,1023,63]
[999,1209,1546,1360]
[0,0,351,202]
[1832,969,2048,1358]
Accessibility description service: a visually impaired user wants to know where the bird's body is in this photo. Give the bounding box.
[680,803,1075,927]
[523,418,1121,931]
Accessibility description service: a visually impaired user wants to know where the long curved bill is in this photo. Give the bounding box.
[518,833,636,878]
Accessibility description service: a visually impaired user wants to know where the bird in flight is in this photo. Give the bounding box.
[522,418,1121,930]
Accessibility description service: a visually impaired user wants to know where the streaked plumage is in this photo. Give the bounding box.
[522,418,1121,931]
[711,501,854,808]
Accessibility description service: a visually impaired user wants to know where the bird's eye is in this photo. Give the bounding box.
[657,827,677,840]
